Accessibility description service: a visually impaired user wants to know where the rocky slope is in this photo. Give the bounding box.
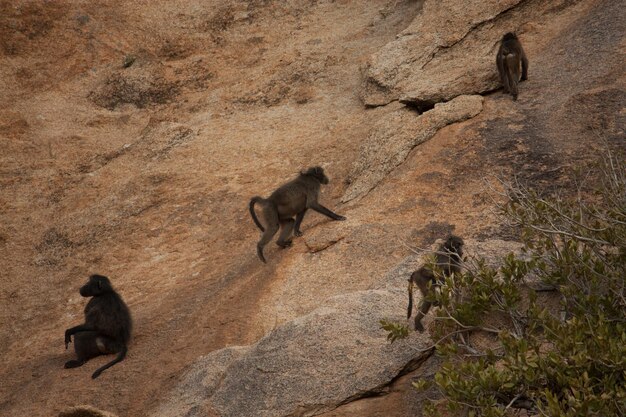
[0,0,624,416]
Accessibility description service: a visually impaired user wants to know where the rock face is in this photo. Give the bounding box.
[2,0,620,415]
[154,347,252,417]
[342,95,484,202]
[360,0,590,107]
[89,61,179,110]
[156,239,523,417]
[156,288,431,417]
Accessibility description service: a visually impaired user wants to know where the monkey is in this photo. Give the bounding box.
[64,274,132,379]
[496,32,528,101]
[249,166,346,263]
[407,235,464,332]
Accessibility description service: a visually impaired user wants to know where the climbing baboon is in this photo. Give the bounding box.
[249,166,346,263]
[496,32,528,100]
[64,274,132,379]
[407,235,464,332]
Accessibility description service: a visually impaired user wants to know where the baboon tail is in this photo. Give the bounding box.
[91,346,127,379]
[249,197,266,232]
[505,53,519,98]
[496,53,506,91]
[407,280,414,319]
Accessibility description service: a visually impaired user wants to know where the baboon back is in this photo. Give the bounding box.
[85,293,131,343]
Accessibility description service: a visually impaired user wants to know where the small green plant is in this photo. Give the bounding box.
[380,318,409,343]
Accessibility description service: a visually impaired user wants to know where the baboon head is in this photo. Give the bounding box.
[502,32,518,42]
[302,166,329,184]
[443,235,464,257]
[80,274,114,297]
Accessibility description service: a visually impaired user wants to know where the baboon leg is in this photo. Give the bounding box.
[64,359,86,368]
[521,52,529,81]
[414,273,435,332]
[75,331,103,360]
[256,205,280,262]
[293,210,307,237]
[505,54,520,100]
[276,218,295,248]
[508,76,518,100]
[414,300,432,332]
[65,324,92,348]
[257,222,278,263]
[309,202,346,221]
[65,331,100,368]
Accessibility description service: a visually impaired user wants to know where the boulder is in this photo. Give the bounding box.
[155,288,430,417]
[361,0,586,106]
[342,95,483,202]
[156,239,524,417]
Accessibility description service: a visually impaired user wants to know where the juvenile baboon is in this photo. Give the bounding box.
[249,166,346,263]
[496,32,528,100]
[407,235,464,332]
[64,274,132,379]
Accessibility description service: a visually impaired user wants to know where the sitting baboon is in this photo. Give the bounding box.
[64,274,132,379]
[496,32,528,100]
[407,235,464,332]
[249,166,346,263]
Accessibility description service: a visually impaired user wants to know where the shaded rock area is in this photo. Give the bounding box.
[318,355,442,417]
[343,95,483,202]
[361,0,594,106]
[58,405,119,417]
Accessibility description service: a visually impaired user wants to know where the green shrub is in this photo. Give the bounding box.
[408,152,625,416]
[380,318,410,343]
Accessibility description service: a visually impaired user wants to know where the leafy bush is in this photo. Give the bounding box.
[404,152,625,416]
[380,318,410,343]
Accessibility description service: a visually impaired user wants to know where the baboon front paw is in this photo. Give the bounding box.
[294,230,303,237]
[336,215,347,221]
[277,240,293,248]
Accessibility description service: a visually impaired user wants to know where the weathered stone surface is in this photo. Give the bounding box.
[342,94,484,202]
[302,227,345,253]
[154,347,251,417]
[155,288,431,417]
[361,0,587,106]
[361,0,520,106]
[156,238,524,417]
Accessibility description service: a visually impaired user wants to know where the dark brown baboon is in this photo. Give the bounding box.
[64,274,132,379]
[249,166,346,263]
[407,235,464,332]
[496,32,528,100]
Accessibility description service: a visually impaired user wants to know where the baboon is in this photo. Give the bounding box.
[407,235,464,332]
[249,166,346,263]
[496,32,528,100]
[64,274,132,379]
